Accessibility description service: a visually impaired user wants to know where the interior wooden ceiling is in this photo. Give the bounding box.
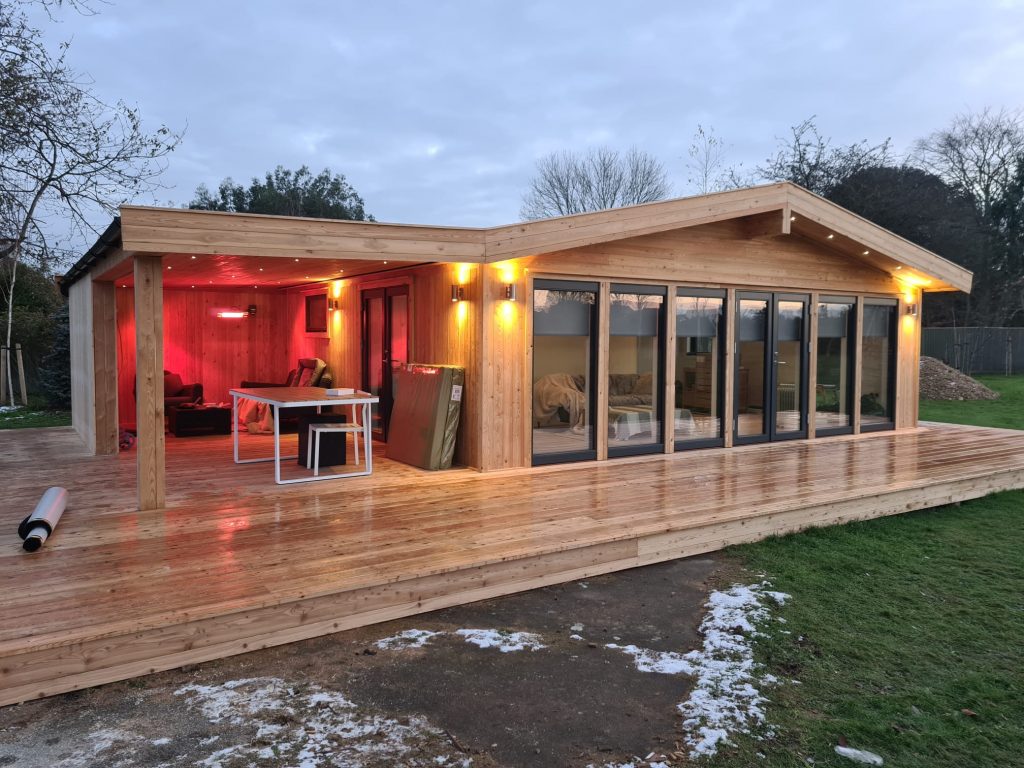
[110,253,425,290]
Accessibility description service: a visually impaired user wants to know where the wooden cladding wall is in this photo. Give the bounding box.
[521,219,903,295]
[115,288,292,426]
[473,222,920,470]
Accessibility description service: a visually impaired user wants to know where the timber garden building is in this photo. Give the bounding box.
[5,181,1024,707]
[64,182,966,490]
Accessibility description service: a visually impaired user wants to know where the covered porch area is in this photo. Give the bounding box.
[2,421,1024,706]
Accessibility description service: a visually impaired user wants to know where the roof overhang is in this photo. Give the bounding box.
[63,182,973,293]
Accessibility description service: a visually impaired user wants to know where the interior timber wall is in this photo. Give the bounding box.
[476,219,922,470]
[284,262,483,469]
[115,288,291,426]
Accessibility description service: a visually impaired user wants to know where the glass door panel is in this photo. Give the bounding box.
[675,291,725,448]
[362,285,409,440]
[608,285,666,457]
[532,280,599,464]
[363,294,385,435]
[860,300,897,430]
[735,292,809,443]
[816,298,855,435]
[736,296,769,439]
[773,297,808,439]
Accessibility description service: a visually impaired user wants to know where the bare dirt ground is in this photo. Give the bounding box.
[0,554,723,768]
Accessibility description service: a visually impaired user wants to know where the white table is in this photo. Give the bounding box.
[230,386,380,484]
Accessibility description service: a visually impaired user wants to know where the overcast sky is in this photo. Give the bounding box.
[32,0,1024,233]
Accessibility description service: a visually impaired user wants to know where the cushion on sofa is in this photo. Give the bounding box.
[608,373,639,396]
[633,373,654,395]
[164,372,184,397]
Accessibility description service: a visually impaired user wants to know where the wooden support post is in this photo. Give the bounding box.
[663,284,677,454]
[723,288,736,448]
[93,281,119,454]
[134,256,165,510]
[852,295,864,434]
[14,344,27,405]
[0,346,7,404]
[807,293,818,438]
[781,204,792,235]
[596,282,610,461]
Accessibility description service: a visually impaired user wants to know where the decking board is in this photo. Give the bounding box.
[2,424,1023,706]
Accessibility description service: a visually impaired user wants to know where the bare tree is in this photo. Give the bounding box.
[1,1,180,404]
[753,117,892,196]
[520,147,670,220]
[685,124,730,195]
[912,109,1024,327]
[913,107,1024,220]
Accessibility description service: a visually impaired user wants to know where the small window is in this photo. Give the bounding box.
[305,293,328,333]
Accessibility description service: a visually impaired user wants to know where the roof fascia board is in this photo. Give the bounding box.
[786,186,973,292]
[119,206,487,264]
[484,184,790,261]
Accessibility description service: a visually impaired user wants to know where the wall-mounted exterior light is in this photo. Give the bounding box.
[906,303,919,317]
[328,298,340,311]
[451,284,465,302]
[504,283,517,301]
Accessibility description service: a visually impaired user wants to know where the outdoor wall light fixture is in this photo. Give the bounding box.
[504,283,517,301]
[328,298,340,311]
[451,284,465,302]
[906,303,919,317]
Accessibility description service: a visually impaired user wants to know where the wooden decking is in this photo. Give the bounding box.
[2,423,1024,707]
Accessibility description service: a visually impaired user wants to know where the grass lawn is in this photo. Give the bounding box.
[0,394,71,430]
[919,374,1024,430]
[712,376,1024,767]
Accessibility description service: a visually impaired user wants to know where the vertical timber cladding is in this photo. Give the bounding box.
[134,255,166,510]
[479,260,527,470]
[68,277,96,451]
[485,218,920,469]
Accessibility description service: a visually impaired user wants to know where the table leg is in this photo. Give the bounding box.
[273,405,282,484]
[364,402,373,474]
[232,394,239,463]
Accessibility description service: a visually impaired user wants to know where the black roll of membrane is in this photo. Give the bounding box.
[18,487,68,552]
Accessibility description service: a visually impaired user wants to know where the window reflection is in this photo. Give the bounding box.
[532,285,597,462]
[861,302,897,428]
[608,289,665,455]
[816,300,854,433]
[675,294,724,445]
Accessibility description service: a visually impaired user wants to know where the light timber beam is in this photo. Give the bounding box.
[134,255,165,510]
[92,281,119,455]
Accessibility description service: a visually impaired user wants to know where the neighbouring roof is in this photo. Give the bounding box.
[62,182,973,293]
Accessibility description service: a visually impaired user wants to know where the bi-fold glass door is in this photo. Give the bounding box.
[816,296,856,436]
[735,292,809,443]
[531,279,599,465]
[608,284,666,458]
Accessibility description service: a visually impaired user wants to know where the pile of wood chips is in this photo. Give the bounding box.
[919,356,1000,401]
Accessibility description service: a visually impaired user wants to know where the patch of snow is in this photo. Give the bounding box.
[569,633,584,641]
[677,582,790,759]
[150,737,171,746]
[834,745,884,765]
[456,628,546,652]
[0,405,22,414]
[175,676,470,767]
[605,644,695,675]
[570,622,584,632]
[376,628,442,650]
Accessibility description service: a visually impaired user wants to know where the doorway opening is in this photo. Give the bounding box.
[361,285,409,441]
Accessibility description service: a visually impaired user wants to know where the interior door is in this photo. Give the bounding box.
[362,285,410,440]
[735,292,808,443]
